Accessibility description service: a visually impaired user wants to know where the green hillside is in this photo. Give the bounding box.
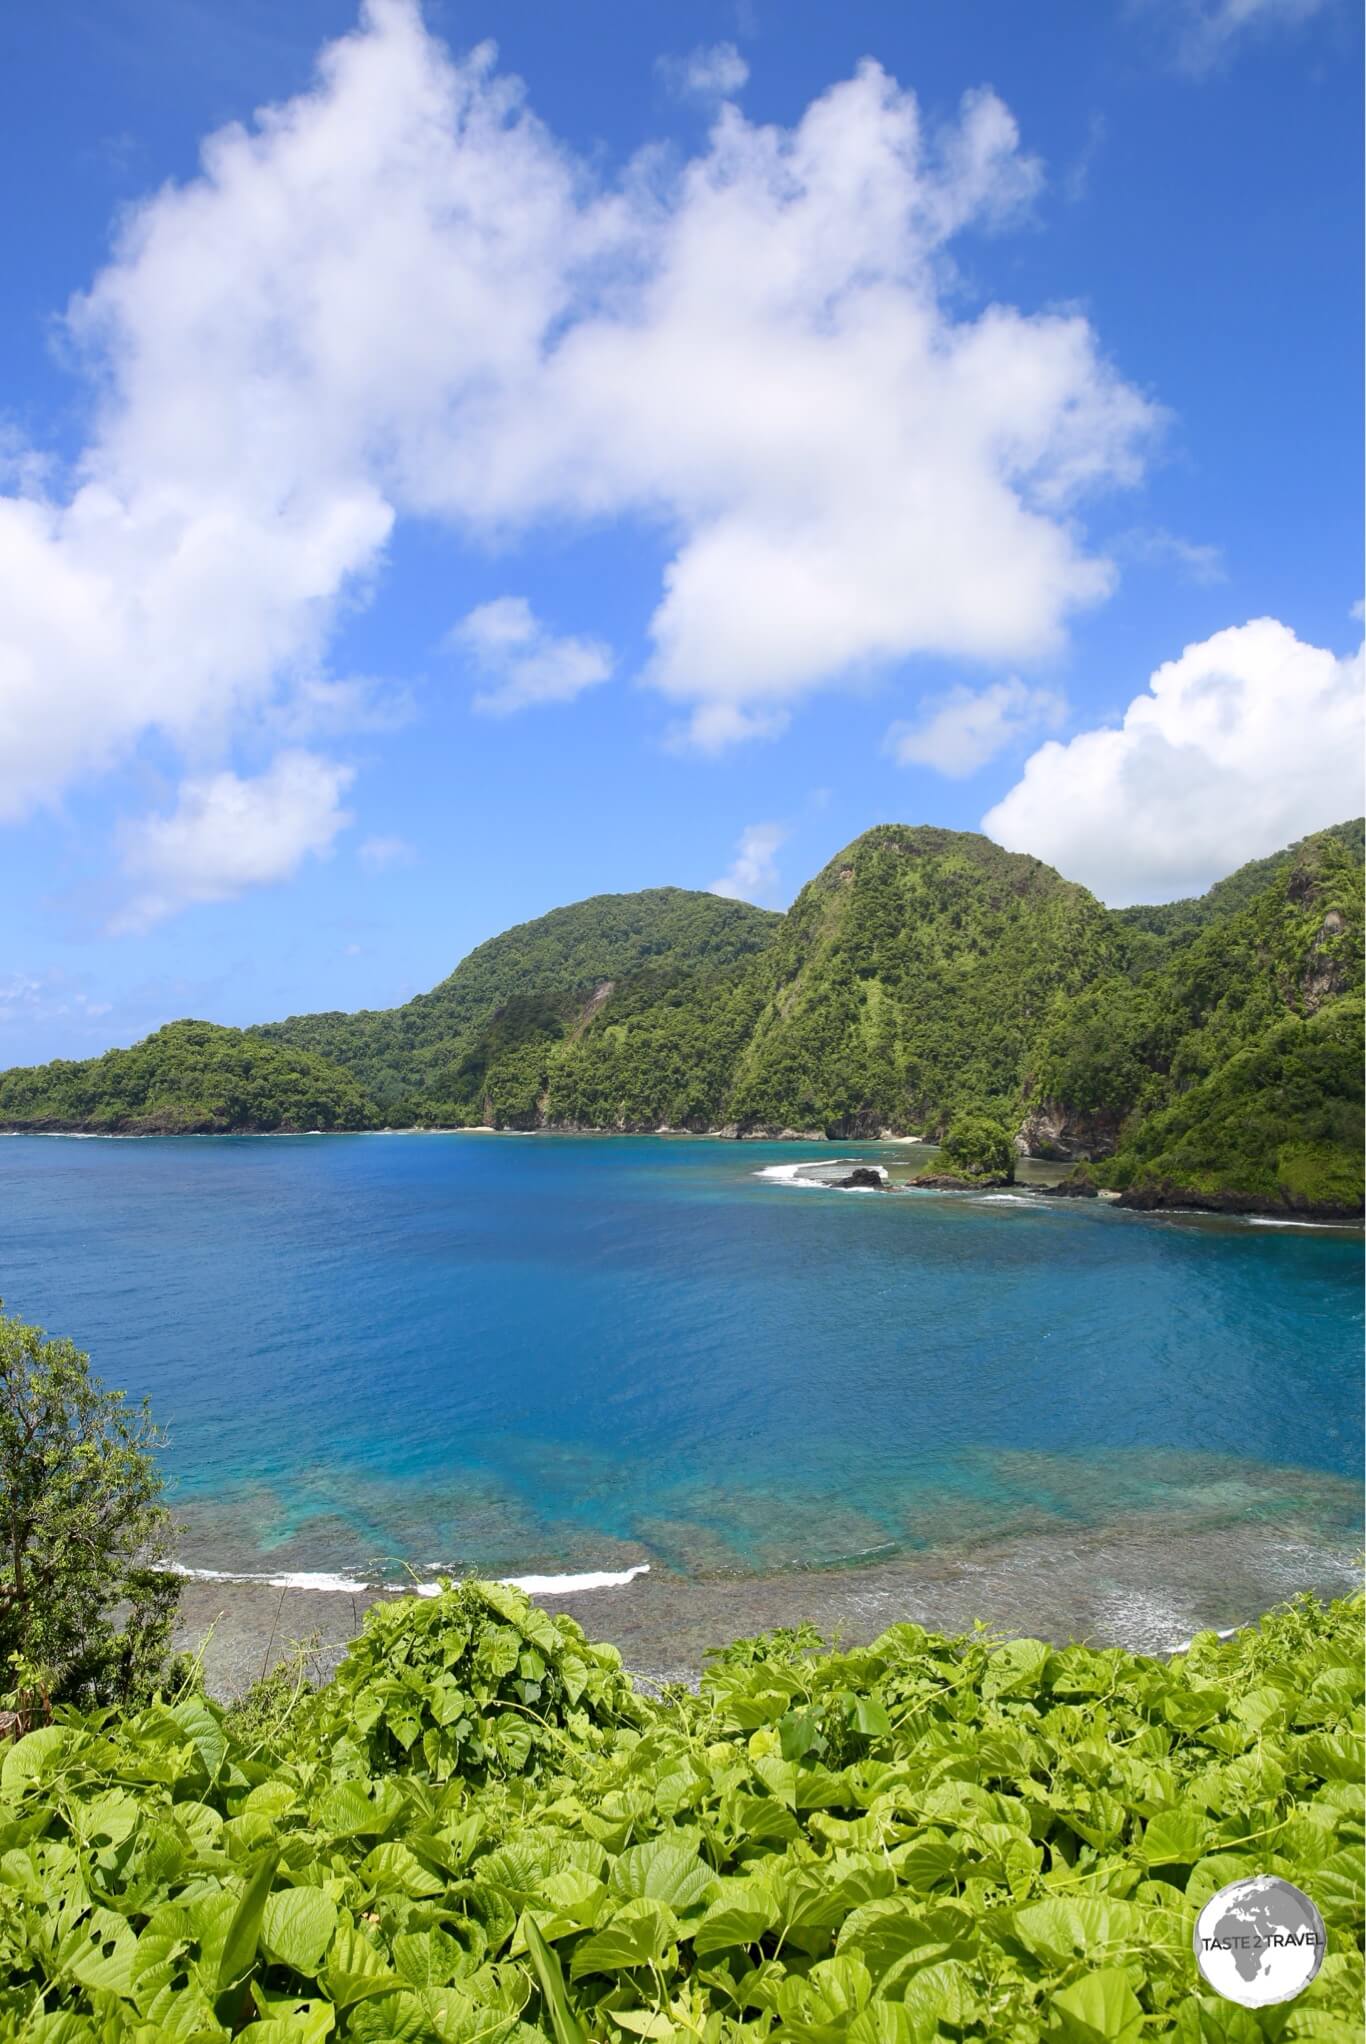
[722,825,1122,1135]
[257,827,1128,1137]
[1108,995,1364,1217]
[1,823,1360,1212]
[0,1020,378,1134]
[1025,829,1364,1211]
[1113,817,1366,957]
[254,888,779,1123]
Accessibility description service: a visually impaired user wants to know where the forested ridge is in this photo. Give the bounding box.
[252,889,780,1122]
[1,821,1360,1215]
[0,1019,377,1135]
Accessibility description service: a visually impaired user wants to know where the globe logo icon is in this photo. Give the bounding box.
[1194,1874,1327,2007]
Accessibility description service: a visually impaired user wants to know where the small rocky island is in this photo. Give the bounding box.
[910,1113,1016,1191]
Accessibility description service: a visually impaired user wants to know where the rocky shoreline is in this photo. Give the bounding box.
[8,1119,1360,1223]
[1112,1179,1365,1222]
[174,1510,1362,1700]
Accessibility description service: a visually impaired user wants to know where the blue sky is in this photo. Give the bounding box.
[1,0,1361,1063]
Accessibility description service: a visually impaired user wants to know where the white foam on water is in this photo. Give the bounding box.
[1089,1585,1210,1656]
[753,1160,888,1191]
[174,1561,651,1598]
[499,1564,651,1595]
[976,1193,1048,1207]
[172,1564,372,1594]
[1246,1216,1354,1230]
[1172,1623,1243,1653]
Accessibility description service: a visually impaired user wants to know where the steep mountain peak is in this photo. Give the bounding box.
[805,823,1090,905]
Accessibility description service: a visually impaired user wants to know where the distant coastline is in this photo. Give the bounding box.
[3,820,1361,1219]
[5,1122,1361,1229]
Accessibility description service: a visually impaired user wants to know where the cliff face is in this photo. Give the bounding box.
[1015,1098,1127,1162]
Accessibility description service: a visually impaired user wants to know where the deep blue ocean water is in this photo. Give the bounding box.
[1,1133,1360,1589]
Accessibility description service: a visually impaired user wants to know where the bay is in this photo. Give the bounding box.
[1,1131,1359,1653]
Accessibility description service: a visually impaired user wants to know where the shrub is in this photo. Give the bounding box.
[0,1307,179,1720]
[940,1112,1017,1180]
[303,1577,644,1782]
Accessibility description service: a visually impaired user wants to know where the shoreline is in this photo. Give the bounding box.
[5,1125,1360,1227]
[174,1509,1362,1699]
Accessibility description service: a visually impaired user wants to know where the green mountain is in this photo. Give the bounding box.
[1107,995,1364,1217]
[254,887,780,1125]
[722,824,1123,1134]
[1,822,1360,1215]
[1024,827,1364,1212]
[0,1019,378,1134]
[257,825,1124,1136]
[1113,817,1365,956]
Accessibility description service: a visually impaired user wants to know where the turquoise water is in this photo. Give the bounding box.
[0,1134,1360,1590]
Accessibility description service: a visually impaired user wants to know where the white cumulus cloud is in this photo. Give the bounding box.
[710,822,788,902]
[983,618,1365,904]
[0,0,1159,838]
[886,678,1066,777]
[114,752,354,932]
[452,597,613,716]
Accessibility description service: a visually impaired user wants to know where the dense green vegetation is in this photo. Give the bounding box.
[1027,831,1364,1213]
[254,891,779,1126]
[1103,996,1365,1215]
[0,821,1360,1212]
[258,826,1127,1139]
[1,1577,1360,2041]
[0,1312,179,1720]
[722,828,1122,1138]
[936,1116,1016,1183]
[0,1021,377,1134]
[1112,820,1365,957]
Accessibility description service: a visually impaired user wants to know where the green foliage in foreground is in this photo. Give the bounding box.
[2,1581,1361,2042]
[0,1020,379,1135]
[0,1311,178,1718]
[938,1116,1016,1183]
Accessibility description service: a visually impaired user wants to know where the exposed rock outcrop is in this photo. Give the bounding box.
[910,1171,1011,1191]
[1301,909,1351,1012]
[1016,1099,1126,1162]
[1115,1179,1362,1222]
